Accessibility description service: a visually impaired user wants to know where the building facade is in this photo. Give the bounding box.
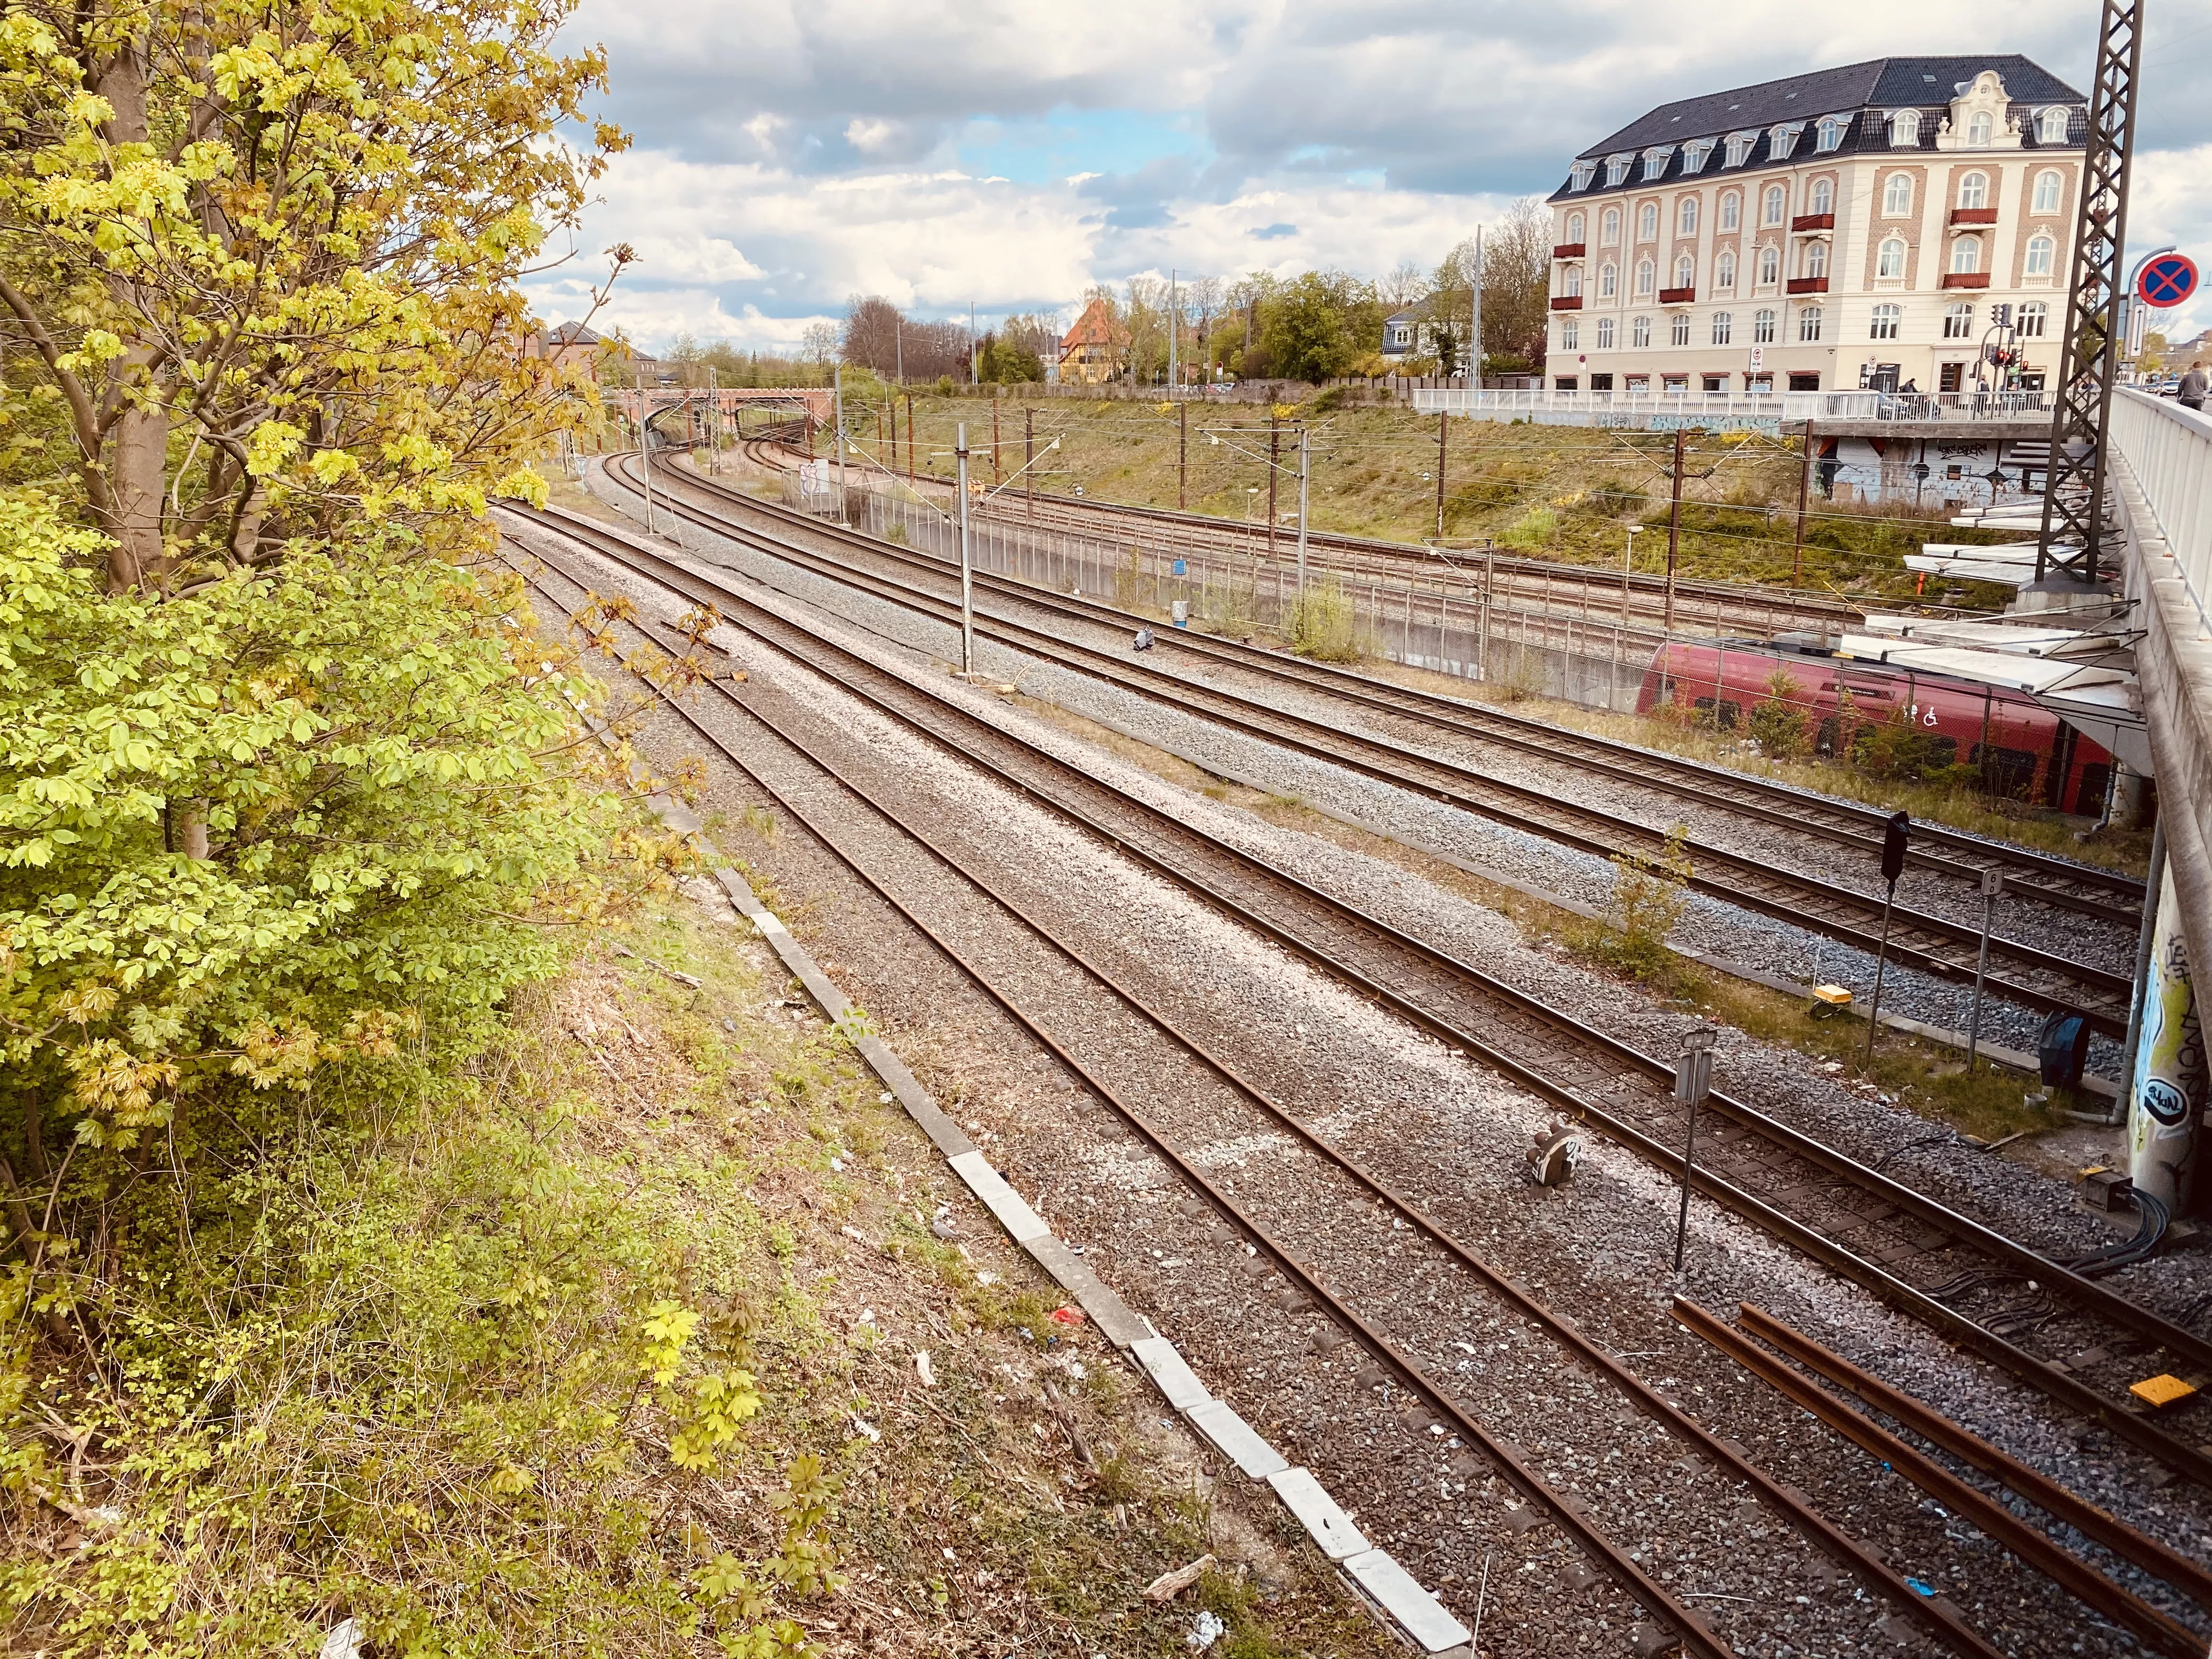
[1058,297,1129,385]
[1544,58,2084,395]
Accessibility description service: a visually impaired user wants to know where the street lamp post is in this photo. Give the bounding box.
[956,423,975,675]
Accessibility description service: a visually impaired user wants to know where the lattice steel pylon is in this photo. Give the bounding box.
[2035,0,2145,586]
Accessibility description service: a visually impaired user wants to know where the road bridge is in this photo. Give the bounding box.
[2107,387,2212,1215]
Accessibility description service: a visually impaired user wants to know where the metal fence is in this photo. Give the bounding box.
[2111,387,2212,636]
[1410,386,2056,430]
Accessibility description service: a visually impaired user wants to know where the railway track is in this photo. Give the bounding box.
[732,438,2140,927]
[509,493,2212,1507]
[621,453,2139,1037]
[505,507,2212,1659]
[753,430,1872,641]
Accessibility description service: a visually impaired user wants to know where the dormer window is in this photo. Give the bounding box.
[1889,110,1921,146]
[1769,122,1804,160]
[2035,106,2072,144]
[1641,146,1675,181]
[1814,116,1847,153]
[1570,160,1597,190]
[1968,111,1994,145]
[1605,153,1633,187]
[1724,131,1757,167]
[1680,138,1716,174]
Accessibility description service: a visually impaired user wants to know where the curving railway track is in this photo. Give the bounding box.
[509,490,2211,1509]
[502,504,2212,1659]
[622,452,2141,1040]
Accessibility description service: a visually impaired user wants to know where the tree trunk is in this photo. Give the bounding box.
[92,33,172,593]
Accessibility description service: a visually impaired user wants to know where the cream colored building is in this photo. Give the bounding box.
[1545,58,2084,395]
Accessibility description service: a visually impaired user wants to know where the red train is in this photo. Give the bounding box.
[1635,640,2113,815]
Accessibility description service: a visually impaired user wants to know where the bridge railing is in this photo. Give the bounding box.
[2111,387,2212,635]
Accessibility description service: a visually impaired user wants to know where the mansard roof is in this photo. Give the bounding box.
[1551,56,2085,201]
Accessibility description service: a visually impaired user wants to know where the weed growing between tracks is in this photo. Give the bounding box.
[2,884,1386,1658]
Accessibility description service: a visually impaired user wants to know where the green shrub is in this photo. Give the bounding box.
[1288,579,1358,661]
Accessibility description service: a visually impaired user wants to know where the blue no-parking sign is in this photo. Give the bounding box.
[2139,253,2199,308]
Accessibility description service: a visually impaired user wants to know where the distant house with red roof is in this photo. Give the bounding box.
[1058,297,1128,385]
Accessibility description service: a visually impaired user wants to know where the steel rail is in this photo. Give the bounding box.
[1735,1302,2212,1617]
[510,498,2212,1492]
[725,442,2143,915]
[1677,1299,2204,1659]
[608,457,2134,1032]
[508,519,2009,1659]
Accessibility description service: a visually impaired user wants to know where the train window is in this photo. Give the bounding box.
[1693,697,1741,729]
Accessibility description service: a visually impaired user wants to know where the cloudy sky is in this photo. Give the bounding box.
[522,0,2212,353]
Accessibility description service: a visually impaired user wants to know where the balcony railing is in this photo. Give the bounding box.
[1791,213,1835,232]
[1407,386,2056,427]
[1786,276,1830,295]
[1942,272,1992,289]
[1553,242,1586,259]
[1658,286,1696,305]
[1550,295,1584,311]
[1950,206,1999,225]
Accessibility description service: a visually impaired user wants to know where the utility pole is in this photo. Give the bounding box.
[992,396,1001,483]
[1664,427,1685,630]
[2035,0,2143,586]
[833,363,848,512]
[1266,414,1280,557]
[1026,407,1035,518]
[1178,401,1188,510]
[905,392,915,487]
[1469,224,1485,387]
[1793,419,1814,583]
[1168,268,1178,395]
[889,392,898,473]
[969,301,978,385]
[1435,411,1448,537]
[707,366,719,474]
[633,355,657,535]
[956,424,975,675]
[1296,425,1311,598]
[895,318,904,386]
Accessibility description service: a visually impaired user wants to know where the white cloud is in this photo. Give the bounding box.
[537,1,2212,352]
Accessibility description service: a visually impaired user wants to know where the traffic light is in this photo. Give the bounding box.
[1880,811,1910,885]
[1991,302,2013,328]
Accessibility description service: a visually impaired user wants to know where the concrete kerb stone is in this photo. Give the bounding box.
[585,553,1474,1659]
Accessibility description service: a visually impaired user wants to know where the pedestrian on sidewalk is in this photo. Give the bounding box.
[2180,359,2208,411]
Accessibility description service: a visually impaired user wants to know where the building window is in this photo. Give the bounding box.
[1883,173,1913,216]
[1725,131,1755,167]
[1601,207,1621,245]
[1712,312,1733,345]
[1808,177,1833,216]
[1606,154,1632,187]
[2037,107,2070,144]
[1770,122,1803,159]
[2017,301,2047,337]
[2033,170,2062,213]
[1596,317,1616,348]
[1570,160,1597,190]
[1638,202,1658,240]
[1870,303,1901,340]
[1763,184,1786,226]
[1635,258,1655,297]
[1643,146,1674,180]
[1678,196,1698,236]
[1682,138,1714,174]
[1944,301,1974,338]
[2024,233,2055,278]
[1753,308,1776,344]
[1670,312,1691,346]
[1716,250,1737,290]
[1560,317,1579,349]
[1674,253,1695,289]
[1756,245,1780,286]
[1718,191,1740,232]
[1877,236,1906,278]
[1816,116,1847,151]
[1798,306,1824,342]
[1968,111,1994,146]
[1958,172,1988,210]
[1891,109,1922,146]
[1567,211,1585,242]
[1564,266,1583,297]
[1803,241,1829,279]
[1950,235,1981,274]
[1632,315,1651,348]
[1599,262,1618,298]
